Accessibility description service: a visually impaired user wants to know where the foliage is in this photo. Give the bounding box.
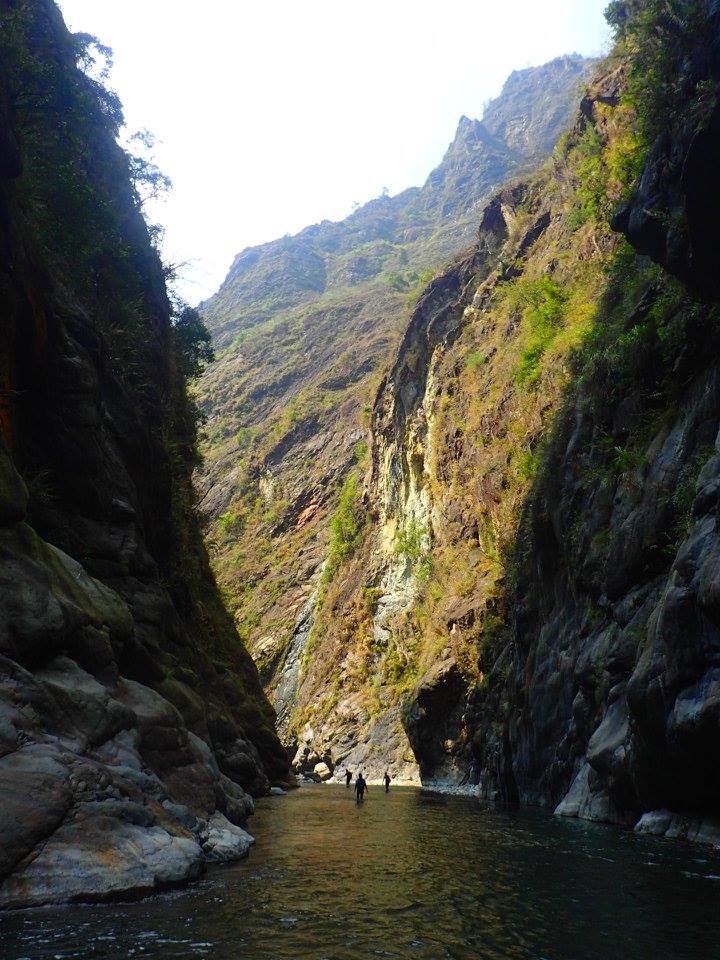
[573,241,720,410]
[0,1,180,405]
[322,473,366,586]
[502,276,569,386]
[394,517,432,582]
[666,446,715,545]
[465,350,486,370]
[608,0,717,141]
[566,113,645,230]
[173,307,215,380]
[354,440,369,463]
[566,124,607,228]
[219,510,243,537]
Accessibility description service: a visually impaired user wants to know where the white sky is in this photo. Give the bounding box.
[57,1,611,303]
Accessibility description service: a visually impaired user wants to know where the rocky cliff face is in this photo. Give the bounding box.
[240,0,720,853]
[0,0,289,908]
[312,0,720,846]
[196,56,594,777]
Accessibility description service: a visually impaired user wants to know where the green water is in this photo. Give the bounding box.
[2,785,720,959]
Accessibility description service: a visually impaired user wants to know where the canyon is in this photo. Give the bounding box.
[1,0,720,917]
[199,0,720,849]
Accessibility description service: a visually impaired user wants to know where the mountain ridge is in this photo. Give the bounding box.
[195,53,597,772]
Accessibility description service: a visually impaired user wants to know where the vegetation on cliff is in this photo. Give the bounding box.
[0,0,288,908]
[250,0,720,838]
[195,57,596,751]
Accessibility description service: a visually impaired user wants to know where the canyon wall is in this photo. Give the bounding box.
[205,0,720,853]
[0,0,289,908]
[196,56,595,779]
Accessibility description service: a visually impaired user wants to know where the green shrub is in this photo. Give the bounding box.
[354,440,369,463]
[219,510,243,538]
[395,517,432,582]
[465,350,486,370]
[503,276,569,386]
[567,124,606,228]
[322,473,366,585]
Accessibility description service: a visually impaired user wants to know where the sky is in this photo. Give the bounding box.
[57,0,612,303]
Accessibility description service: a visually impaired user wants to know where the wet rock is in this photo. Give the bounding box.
[555,763,635,826]
[0,806,203,909]
[0,748,73,878]
[200,812,254,862]
[636,810,720,849]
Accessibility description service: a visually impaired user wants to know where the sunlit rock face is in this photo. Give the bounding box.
[199,0,720,849]
[195,56,595,783]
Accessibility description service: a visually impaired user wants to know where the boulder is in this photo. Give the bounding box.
[0,748,73,878]
[200,812,254,861]
[0,801,203,909]
[313,761,332,781]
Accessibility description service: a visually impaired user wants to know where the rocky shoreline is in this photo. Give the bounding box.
[0,650,261,911]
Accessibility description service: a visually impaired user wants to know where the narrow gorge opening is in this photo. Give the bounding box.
[2,1,720,956]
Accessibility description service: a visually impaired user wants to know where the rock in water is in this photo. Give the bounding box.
[200,813,255,862]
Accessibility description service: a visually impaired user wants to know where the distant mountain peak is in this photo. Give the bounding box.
[482,53,597,159]
[200,53,597,342]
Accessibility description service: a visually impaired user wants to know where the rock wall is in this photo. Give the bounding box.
[291,2,720,850]
[193,56,596,778]
[378,3,720,846]
[0,0,289,908]
[484,5,720,837]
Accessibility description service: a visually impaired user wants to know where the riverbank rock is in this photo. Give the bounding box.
[635,810,720,849]
[0,656,262,907]
[0,0,290,910]
[200,812,254,861]
[0,801,203,909]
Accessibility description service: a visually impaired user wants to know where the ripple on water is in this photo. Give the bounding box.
[2,786,720,959]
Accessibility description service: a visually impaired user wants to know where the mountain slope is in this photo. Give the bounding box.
[196,55,595,758]
[294,0,720,846]
[0,0,289,909]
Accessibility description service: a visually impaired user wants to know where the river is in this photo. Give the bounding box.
[1,785,719,959]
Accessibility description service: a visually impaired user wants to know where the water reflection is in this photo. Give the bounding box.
[1,785,719,959]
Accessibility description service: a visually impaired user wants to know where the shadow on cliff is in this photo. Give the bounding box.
[463,93,720,823]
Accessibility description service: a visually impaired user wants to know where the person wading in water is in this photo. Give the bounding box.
[355,772,367,804]
[345,768,352,788]
[384,771,391,793]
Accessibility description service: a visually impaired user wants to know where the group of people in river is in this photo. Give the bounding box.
[345,768,391,802]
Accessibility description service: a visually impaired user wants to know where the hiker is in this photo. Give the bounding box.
[345,768,352,788]
[384,771,391,793]
[355,771,367,803]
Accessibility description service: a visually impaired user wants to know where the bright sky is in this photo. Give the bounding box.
[57,1,611,303]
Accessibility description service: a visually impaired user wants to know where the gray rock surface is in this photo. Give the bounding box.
[200,812,254,862]
[0,655,259,907]
[0,0,290,909]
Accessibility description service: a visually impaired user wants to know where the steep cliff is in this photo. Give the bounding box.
[0,0,289,908]
[304,0,720,847]
[196,56,595,767]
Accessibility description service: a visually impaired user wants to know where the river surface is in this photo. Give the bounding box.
[2,785,720,960]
